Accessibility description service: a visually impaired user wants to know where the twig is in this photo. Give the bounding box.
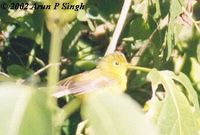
[33,63,61,76]
[182,7,200,33]
[0,72,10,78]
[131,27,159,65]
[105,0,132,55]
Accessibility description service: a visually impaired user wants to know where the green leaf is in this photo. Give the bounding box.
[75,60,96,70]
[77,10,87,22]
[0,83,53,135]
[193,2,200,21]
[19,88,53,135]
[197,43,200,63]
[189,58,200,91]
[148,0,161,19]
[165,0,186,60]
[45,0,87,32]
[87,0,123,15]
[132,1,148,21]
[62,21,82,56]
[169,0,185,20]
[129,17,151,40]
[146,69,200,135]
[0,83,32,135]
[159,0,170,18]
[166,25,175,60]
[7,64,33,78]
[82,91,158,135]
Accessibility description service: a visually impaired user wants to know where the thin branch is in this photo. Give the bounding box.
[131,27,159,65]
[0,72,10,78]
[182,7,200,33]
[130,15,169,65]
[105,0,132,55]
[33,63,61,76]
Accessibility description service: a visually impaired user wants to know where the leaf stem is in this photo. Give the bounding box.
[63,99,80,119]
[47,28,62,91]
[55,99,81,129]
[47,28,62,135]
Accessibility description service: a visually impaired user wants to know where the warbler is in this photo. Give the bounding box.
[53,52,131,98]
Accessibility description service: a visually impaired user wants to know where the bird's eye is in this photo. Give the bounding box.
[113,61,120,66]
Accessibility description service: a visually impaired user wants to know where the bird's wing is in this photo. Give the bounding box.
[53,69,116,98]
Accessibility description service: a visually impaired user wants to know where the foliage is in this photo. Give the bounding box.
[0,83,52,135]
[0,0,200,135]
[147,69,200,135]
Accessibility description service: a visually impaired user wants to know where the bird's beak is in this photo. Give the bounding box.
[125,63,151,72]
[126,63,134,68]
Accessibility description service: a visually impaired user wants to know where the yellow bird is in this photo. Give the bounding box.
[53,52,131,98]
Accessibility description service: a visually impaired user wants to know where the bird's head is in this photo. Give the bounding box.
[97,52,130,75]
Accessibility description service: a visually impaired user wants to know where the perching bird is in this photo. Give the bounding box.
[53,52,131,98]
